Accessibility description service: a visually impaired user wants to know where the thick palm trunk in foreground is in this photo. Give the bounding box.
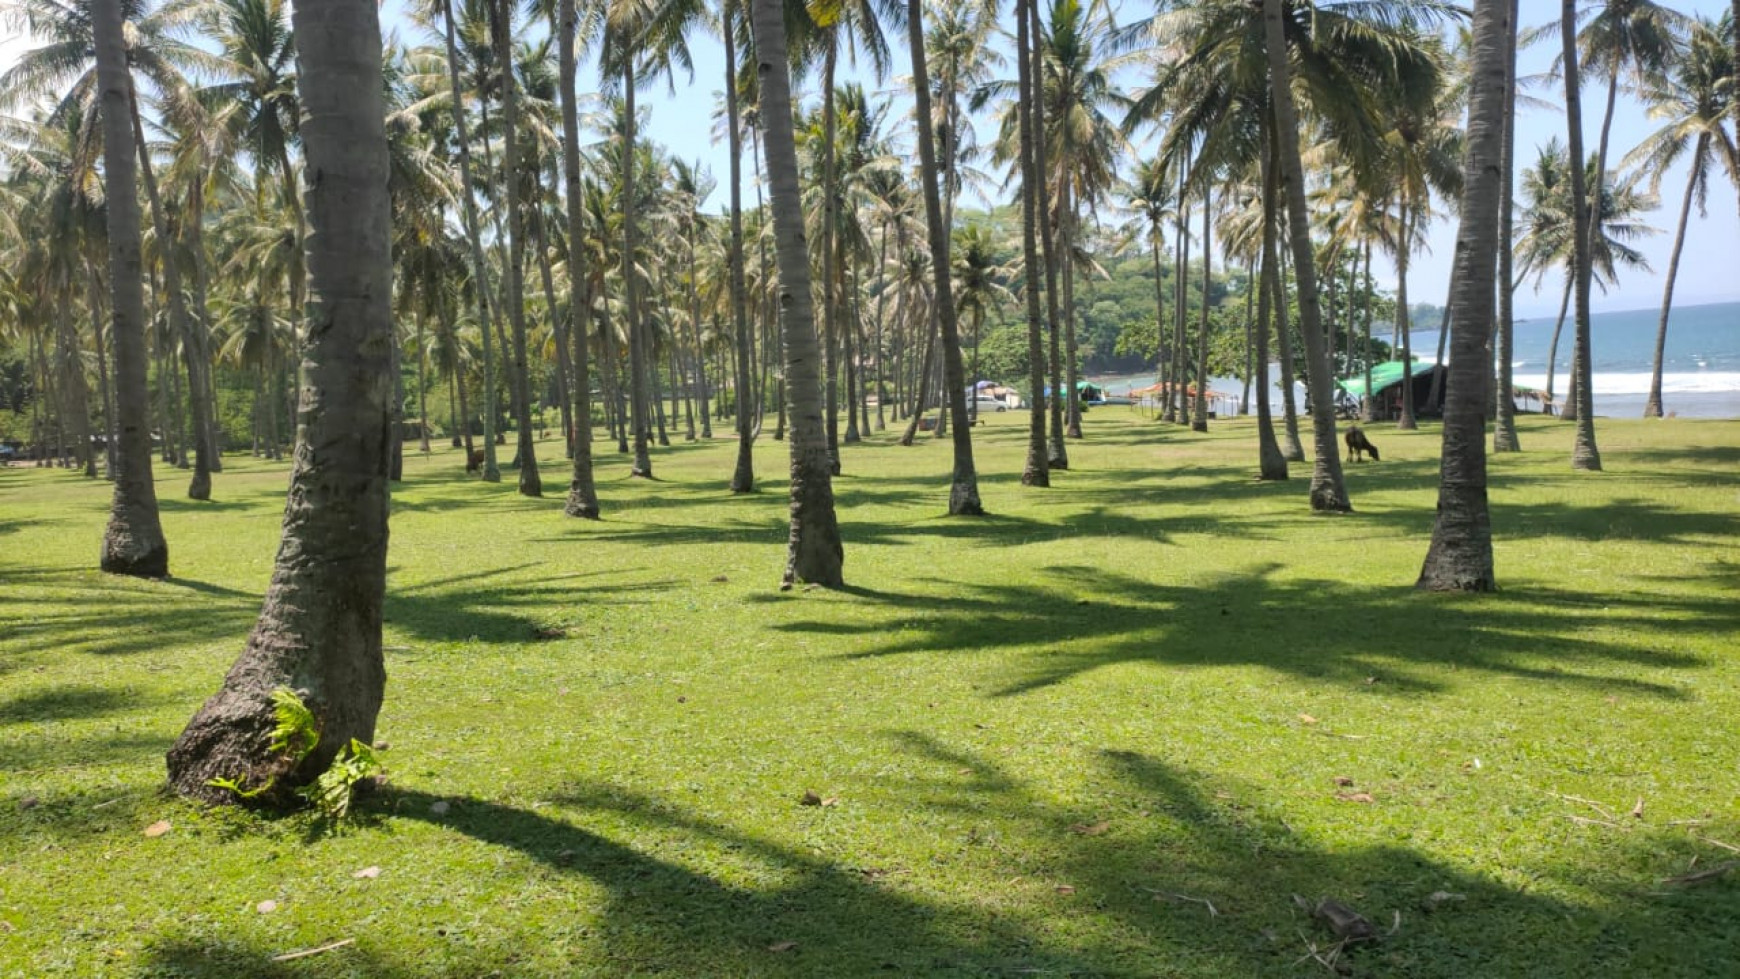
[1420,0,1502,591]
[751,0,843,587]
[1263,0,1350,511]
[95,0,168,578]
[167,0,394,804]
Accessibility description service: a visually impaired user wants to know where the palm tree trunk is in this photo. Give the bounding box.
[131,95,212,499]
[900,318,938,445]
[1192,189,1211,431]
[187,169,222,474]
[1493,0,1522,451]
[1561,0,1601,469]
[1175,191,1190,426]
[531,206,574,456]
[168,0,395,803]
[493,0,541,495]
[750,0,844,586]
[1271,192,1304,460]
[723,3,755,491]
[1062,186,1082,439]
[1396,204,1417,430]
[618,57,653,477]
[94,0,168,576]
[442,0,500,481]
[56,299,96,477]
[1150,226,1166,400]
[1029,0,1066,471]
[1419,0,1502,591]
[1240,261,1254,415]
[820,36,842,472]
[907,0,983,515]
[1264,0,1350,510]
[1255,125,1288,482]
[1644,135,1703,418]
[1362,242,1374,423]
[389,319,405,481]
[86,256,118,479]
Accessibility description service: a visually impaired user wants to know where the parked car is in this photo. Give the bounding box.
[973,397,1008,413]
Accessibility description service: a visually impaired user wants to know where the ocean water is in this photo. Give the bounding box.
[1418,300,1740,419]
[1091,300,1740,419]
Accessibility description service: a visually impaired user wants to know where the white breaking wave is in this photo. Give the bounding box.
[1511,371,1740,395]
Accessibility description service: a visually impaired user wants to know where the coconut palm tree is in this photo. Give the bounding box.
[167,0,396,804]
[432,0,502,481]
[1493,0,1522,453]
[905,0,983,514]
[749,0,844,585]
[1622,17,1735,419]
[1516,141,1656,411]
[555,0,600,515]
[1420,0,1503,592]
[91,0,167,575]
[1013,0,1048,486]
[1262,0,1350,511]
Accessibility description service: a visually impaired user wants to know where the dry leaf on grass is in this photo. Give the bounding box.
[429,800,450,815]
[1298,714,1318,725]
[353,866,381,880]
[767,941,797,953]
[143,820,171,838]
[256,900,278,914]
[1335,792,1376,804]
[1055,885,1076,895]
[1070,821,1111,836]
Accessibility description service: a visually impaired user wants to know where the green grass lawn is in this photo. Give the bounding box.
[3,411,1738,977]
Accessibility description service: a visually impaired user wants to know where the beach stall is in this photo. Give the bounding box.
[1338,360,1446,419]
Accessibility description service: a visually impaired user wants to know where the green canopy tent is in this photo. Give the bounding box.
[1337,360,1446,418]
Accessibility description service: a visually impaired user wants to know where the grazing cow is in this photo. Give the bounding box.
[466,449,486,472]
[1344,426,1380,463]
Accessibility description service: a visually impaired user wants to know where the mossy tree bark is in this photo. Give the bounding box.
[167,0,395,805]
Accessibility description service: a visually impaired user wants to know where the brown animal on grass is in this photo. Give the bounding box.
[1344,426,1380,463]
[466,449,486,472]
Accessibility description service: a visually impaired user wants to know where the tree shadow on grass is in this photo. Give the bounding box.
[778,564,1711,699]
[384,564,678,646]
[0,685,164,726]
[134,748,1740,977]
[0,568,259,661]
